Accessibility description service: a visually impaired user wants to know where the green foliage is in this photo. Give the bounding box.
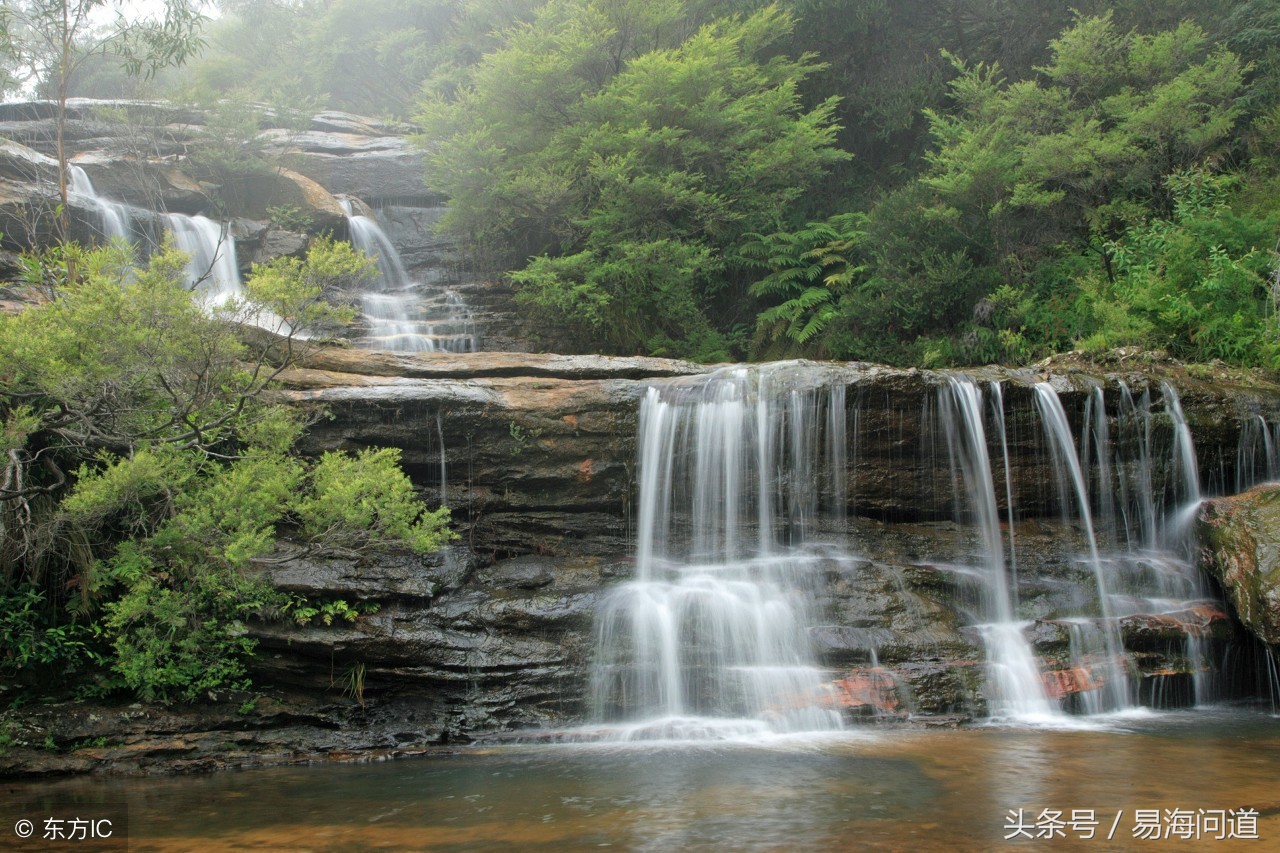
[418,2,848,359]
[742,213,866,357]
[923,14,1245,254]
[102,571,267,703]
[1,241,451,702]
[1079,169,1280,365]
[338,661,366,708]
[285,597,379,627]
[267,204,315,232]
[506,420,544,457]
[164,0,497,117]
[243,237,367,338]
[808,12,1276,367]
[295,448,453,555]
[0,585,100,685]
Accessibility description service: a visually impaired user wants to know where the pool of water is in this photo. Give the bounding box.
[5,707,1279,851]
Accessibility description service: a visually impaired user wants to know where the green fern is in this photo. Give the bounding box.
[742,213,866,353]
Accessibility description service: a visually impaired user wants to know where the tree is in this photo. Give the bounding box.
[0,239,452,699]
[0,0,205,239]
[921,14,1245,272]
[1078,168,1280,365]
[418,2,848,358]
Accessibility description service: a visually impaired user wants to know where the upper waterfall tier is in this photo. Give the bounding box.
[339,199,479,354]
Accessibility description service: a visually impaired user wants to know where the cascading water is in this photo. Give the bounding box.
[580,365,1277,737]
[161,213,244,305]
[589,365,845,739]
[66,164,243,303]
[1033,383,1132,713]
[68,165,132,242]
[930,378,1248,718]
[1163,381,1203,546]
[1236,415,1280,491]
[938,379,1059,720]
[339,200,477,353]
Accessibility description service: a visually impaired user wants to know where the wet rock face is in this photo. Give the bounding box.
[1197,484,1280,646]
[275,351,711,559]
[280,354,1280,550]
[248,353,1280,735]
[245,547,617,737]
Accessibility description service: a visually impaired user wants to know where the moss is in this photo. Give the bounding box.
[1199,486,1280,646]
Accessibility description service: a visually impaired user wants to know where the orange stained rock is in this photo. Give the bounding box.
[1041,666,1105,699]
[831,667,903,712]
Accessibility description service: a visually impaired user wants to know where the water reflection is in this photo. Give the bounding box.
[5,709,1279,851]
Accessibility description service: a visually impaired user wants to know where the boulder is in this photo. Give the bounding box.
[1197,484,1280,646]
[233,219,311,266]
[214,166,347,232]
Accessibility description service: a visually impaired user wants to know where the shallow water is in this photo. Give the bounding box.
[6,708,1279,851]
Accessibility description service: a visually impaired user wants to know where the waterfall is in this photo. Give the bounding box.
[339,200,478,353]
[161,213,244,305]
[590,365,845,739]
[580,368,1277,733]
[939,379,1059,721]
[990,382,1019,610]
[68,165,132,242]
[1236,415,1279,491]
[1115,383,1159,550]
[1034,383,1132,713]
[342,202,411,290]
[1163,382,1201,508]
[1081,387,1117,547]
[1156,381,1200,533]
[66,164,243,304]
[1037,383,1219,709]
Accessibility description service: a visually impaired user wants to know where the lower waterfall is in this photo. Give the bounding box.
[589,365,847,738]
[584,363,1280,737]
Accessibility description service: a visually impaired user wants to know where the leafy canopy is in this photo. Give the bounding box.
[417,2,847,359]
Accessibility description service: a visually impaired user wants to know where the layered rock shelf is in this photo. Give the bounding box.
[238,349,1280,740]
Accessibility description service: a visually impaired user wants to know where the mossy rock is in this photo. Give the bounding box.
[1197,484,1280,646]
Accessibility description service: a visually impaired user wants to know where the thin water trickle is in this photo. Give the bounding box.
[939,379,1058,720]
[1162,382,1202,550]
[1236,415,1279,491]
[1034,383,1132,713]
